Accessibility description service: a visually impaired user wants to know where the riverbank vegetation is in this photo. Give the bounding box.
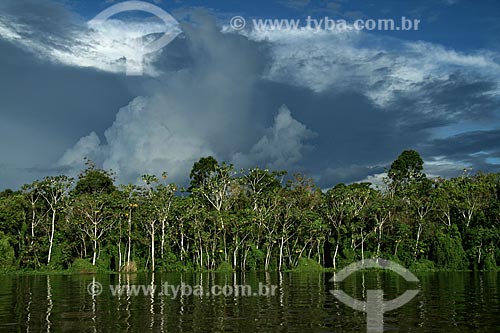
[0,150,499,273]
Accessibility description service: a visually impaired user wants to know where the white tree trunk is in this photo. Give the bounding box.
[47,210,56,264]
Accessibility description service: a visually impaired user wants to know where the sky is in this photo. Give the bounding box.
[0,0,500,190]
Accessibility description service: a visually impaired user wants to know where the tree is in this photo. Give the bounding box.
[155,174,176,260]
[0,232,15,268]
[367,191,394,259]
[38,176,73,265]
[4,154,500,273]
[240,167,285,211]
[72,193,115,265]
[388,150,425,192]
[73,159,115,195]
[191,160,235,264]
[188,156,219,191]
[323,183,371,269]
[405,179,435,258]
[119,184,140,272]
[21,182,45,267]
[455,173,493,228]
[0,191,27,267]
[433,178,455,227]
[140,173,176,271]
[22,182,42,243]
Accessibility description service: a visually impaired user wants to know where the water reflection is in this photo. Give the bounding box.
[0,272,499,331]
[149,273,154,329]
[45,276,52,333]
[90,276,96,333]
[25,280,32,333]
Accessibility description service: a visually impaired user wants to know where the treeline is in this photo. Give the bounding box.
[0,150,499,272]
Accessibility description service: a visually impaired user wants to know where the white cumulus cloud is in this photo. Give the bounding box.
[232,105,317,170]
[0,13,180,76]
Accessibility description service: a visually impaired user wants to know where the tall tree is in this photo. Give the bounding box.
[119,184,140,272]
[38,176,73,265]
[73,159,115,195]
[188,156,219,191]
[323,183,371,269]
[140,173,176,271]
[191,160,235,263]
[388,150,425,193]
[72,193,114,265]
[21,182,45,267]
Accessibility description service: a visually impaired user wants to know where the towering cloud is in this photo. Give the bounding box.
[0,2,499,189]
[232,105,316,170]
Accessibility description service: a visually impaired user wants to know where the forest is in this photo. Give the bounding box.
[0,150,499,273]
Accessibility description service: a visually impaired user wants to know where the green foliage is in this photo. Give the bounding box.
[245,244,265,271]
[431,225,467,270]
[2,150,500,273]
[73,159,115,195]
[216,261,235,273]
[409,259,436,272]
[388,149,425,183]
[48,241,73,270]
[123,261,138,273]
[0,232,15,269]
[96,248,113,271]
[0,193,26,236]
[157,252,186,272]
[189,156,219,191]
[431,226,468,270]
[71,258,97,274]
[292,257,325,272]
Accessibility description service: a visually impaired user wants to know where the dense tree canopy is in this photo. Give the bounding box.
[73,159,116,195]
[0,151,499,272]
[388,150,425,187]
[188,156,219,191]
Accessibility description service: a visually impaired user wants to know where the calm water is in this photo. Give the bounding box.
[0,271,498,332]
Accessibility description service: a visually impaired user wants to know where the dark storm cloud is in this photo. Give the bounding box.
[0,0,84,48]
[1,2,500,190]
[389,72,500,131]
[0,1,137,189]
[0,39,134,137]
[57,12,275,186]
[252,84,425,170]
[423,129,500,159]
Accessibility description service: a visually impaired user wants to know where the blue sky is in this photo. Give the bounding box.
[35,0,500,54]
[0,0,499,190]
[71,0,500,49]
